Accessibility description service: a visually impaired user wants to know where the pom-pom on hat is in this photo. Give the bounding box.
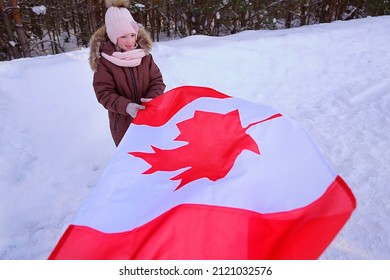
[105,0,139,44]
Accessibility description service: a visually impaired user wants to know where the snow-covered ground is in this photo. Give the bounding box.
[0,16,389,260]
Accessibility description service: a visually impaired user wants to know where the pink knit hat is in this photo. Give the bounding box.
[105,1,139,44]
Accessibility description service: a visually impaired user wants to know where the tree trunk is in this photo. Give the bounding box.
[285,0,292,28]
[10,0,30,57]
[328,0,336,22]
[0,0,21,58]
[300,1,308,26]
[88,0,97,33]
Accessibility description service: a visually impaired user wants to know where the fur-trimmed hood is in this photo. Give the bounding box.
[89,25,153,71]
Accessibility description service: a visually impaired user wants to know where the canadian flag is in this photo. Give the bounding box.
[49,86,356,260]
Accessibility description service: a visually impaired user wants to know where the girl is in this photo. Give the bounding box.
[89,0,165,146]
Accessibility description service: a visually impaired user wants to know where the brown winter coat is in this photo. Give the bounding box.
[89,26,166,146]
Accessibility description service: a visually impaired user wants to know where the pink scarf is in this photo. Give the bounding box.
[101,49,146,67]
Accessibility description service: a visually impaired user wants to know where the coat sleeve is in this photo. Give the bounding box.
[145,55,166,98]
[93,61,132,115]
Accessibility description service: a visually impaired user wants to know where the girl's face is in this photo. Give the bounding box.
[117,33,137,51]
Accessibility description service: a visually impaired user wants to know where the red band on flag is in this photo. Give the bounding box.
[49,176,355,260]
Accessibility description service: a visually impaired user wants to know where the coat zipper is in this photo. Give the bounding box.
[129,68,139,104]
[115,68,138,131]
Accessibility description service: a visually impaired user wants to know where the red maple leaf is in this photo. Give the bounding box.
[129,110,281,191]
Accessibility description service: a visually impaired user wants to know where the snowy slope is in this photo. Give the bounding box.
[0,16,389,259]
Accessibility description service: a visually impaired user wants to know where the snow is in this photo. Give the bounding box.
[1,16,389,260]
[32,5,47,15]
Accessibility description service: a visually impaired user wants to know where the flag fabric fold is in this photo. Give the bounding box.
[49,86,356,260]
